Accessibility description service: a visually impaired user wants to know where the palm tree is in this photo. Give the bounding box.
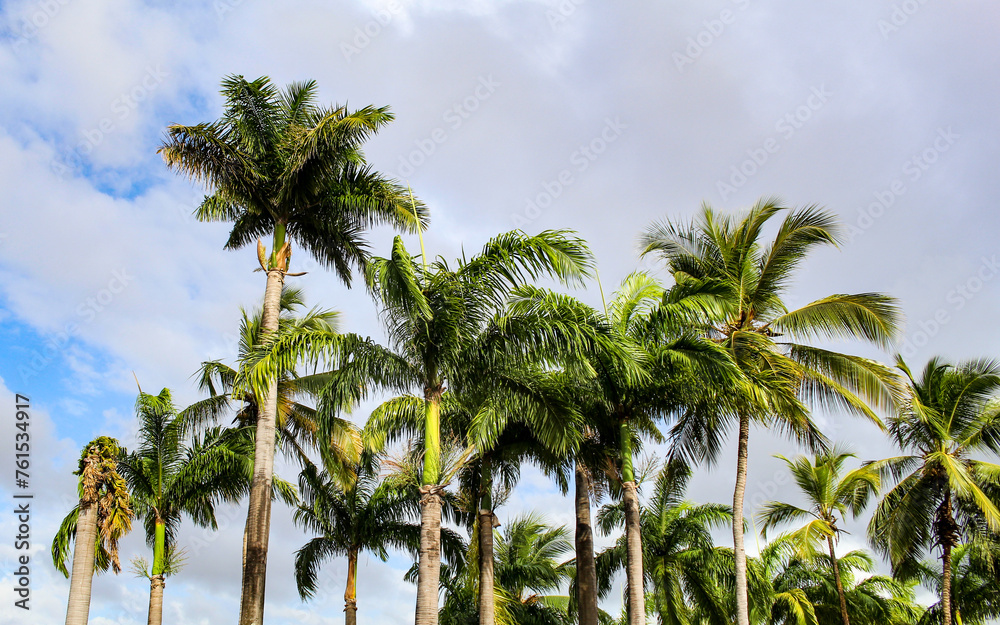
[640,199,903,625]
[494,513,575,625]
[52,436,133,625]
[247,229,598,625]
[115,388,281,625]
[293,452,427,625]
[757,448,881,625]
[520,271,736,625]
[376,365,581,625]
[182,286,360,475]
[807,551,924,625]
[597,461,732,625]
[910,537,1000,624]
[868,356,1000,625]
[435,512,575,625]
[158,74,425,625]
[457,370,581,625]
[594,271,741,625]
[754,543,923,625]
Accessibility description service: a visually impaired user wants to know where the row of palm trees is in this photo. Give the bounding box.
[52,377,1000,625]
[51,74,1000,625]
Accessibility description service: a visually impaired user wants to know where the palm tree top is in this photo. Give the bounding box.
[891,355,1000,456]
[757,446,881,546]
[158,74,428,283]
[639,198,900,349]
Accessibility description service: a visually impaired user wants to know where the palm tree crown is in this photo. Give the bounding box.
[868,356,1000,625]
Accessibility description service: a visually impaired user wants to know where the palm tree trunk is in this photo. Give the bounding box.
[575,461,599,625]
[826,534,850,625]
[942,539,953,625]
[238,262,285,625]
[941,491,955,625]
[732,412,751,625]
[416,386,444,625]
[148,519,167,625]
[622,481,645,625]
[479,459,496,625]
[65,500,98,625]
[620,420,645,625]
[147,575,165,625]
[478,509,496,625]
[416,487,443,625]
[345,546,358,625]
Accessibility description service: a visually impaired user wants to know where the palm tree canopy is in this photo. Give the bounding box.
[116,388,284,564]
[640,198,904,460]
[757,447,881,554]
[51,436,133,576]
[292,453,464,600]
[158,75,428,281]
[868,356,1000,572]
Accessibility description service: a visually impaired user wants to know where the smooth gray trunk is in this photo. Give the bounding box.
[147,575,165,625]
[478,509,496,625]
[64,501,98,625]
[415,487,443,625]
[238,267,284,625]
[575,462,599,625]
[622,481,645,625]
[733,413,751,625]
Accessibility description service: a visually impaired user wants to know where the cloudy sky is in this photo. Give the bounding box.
[1,0,999,623]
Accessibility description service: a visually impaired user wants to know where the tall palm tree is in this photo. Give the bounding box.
[158,74,425,625]
[594,271,740,625]
[868,356,1000,625]
[52,436,133,625]
[293,452,428,625]
[116,388,282,625]
[249,229,599,625]
[757,448,881,625]
[640,199,903,625]
[596,461,732,625]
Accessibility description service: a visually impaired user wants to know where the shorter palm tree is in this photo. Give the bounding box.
[182,286,358,473]
[294,452,430,625]
[597,460,732,625]
[868,357,1000,625]
[907,537,1000,625]
[52,436,133,625]
[757,448,881,625]
[117,388,278,625]
[434,512,575,625]
[757,545,923,625]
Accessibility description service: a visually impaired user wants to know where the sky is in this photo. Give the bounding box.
[0,0,999,623]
